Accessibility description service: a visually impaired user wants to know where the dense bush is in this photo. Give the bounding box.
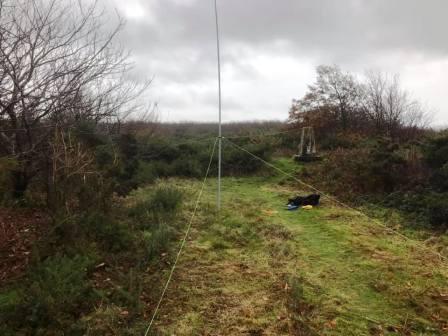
[130,186,182,228]
[426,195,448,228]
[386,190,448,229]
[142,225,174,260]
[129,186,183,260]
[136,138,210,179]
[0,255,95,333]
[134,161,158,185]
[385,133,448,229]
[305,138,411,197]
[1,183,185,334]
[303,132,448,230]
[171,157,203,177]
[134,137,274,181]
[91,134,141,197]
[424,133,448,192]
[222,141,273,174]
[0,158,18,203]
[82,213,135,253]
[319,133,364,150]
[150,186,183,214]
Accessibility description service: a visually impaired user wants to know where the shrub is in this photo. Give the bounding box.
[45,212,135,255]
[129,186,182,260]
[319,132,363,150]
[424,134,448,192]
[0,255,95,333]
[93,134,141,197]
[136,137,273,180]
[427,196,448,229]
[171,157,202,177]
[0,290,21,317]
[430,164,448,192]
[305,138,413,199]
[129,186,182,228]
[388,191,448,230]
[223,141,273,175]
[424,134,448,169]
[151,186,183,213]
[109,268,143,315]
[0,158,18,203]
[82,213,135,252]
[139,138,180,163]
[142,224,174,260]
[134,161,157,185]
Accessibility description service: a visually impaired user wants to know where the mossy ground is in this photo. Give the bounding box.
[145,158,448,335]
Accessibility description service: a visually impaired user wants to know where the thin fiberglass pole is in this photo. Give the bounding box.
[214,0,222,211]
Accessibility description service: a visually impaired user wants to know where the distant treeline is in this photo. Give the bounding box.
[123,120,285,139]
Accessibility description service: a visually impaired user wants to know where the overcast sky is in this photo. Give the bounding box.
[108,0,448,125]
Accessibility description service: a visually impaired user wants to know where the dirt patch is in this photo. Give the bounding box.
[0,207,50,285]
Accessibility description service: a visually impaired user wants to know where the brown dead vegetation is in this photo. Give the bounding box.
[0,207,49,285]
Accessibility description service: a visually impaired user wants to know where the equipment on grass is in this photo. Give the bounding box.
[287,194,321,207]
[287,204,300,211]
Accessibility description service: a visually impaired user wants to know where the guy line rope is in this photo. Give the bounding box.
[224,137,448,263]
[143,137,218,336]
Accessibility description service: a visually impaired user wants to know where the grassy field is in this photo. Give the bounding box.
[141,159,448,335]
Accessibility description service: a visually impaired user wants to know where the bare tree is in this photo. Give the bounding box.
[363,71,430,137]
[289,65,431,139]
[0,0,150,198]
[362,71,387,132]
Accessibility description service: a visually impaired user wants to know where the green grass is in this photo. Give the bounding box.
[149,159,448,335]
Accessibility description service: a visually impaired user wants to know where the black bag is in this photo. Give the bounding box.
[287,194,320,206]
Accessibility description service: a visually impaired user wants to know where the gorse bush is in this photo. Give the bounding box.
[139,139,211,178]
[389,191,448,229]
[0,254,95,333]
[304,133,448,230]
[151,186,183,214]
[1,183,186,334]
[82,213,135,253]
[0,158,18,203]
[134,161,158,185]
[319,132,364,150]
[134,137,274,181]
[222,141,273,175]
[426,195,448,228]
[424,133,448,192]
[129,186,182,227]
[44,211,135,256]
[424,133,448,169]
[129,185,183,260]
[171,157,203,177]
[306,138,410,198]
[142,225,174,260]
[110,268,143,315]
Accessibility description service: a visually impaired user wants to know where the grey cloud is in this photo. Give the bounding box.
[104,0,448,123]
[123,0,448,58]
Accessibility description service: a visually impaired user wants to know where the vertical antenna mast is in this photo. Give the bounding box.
[214,0,222,211]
